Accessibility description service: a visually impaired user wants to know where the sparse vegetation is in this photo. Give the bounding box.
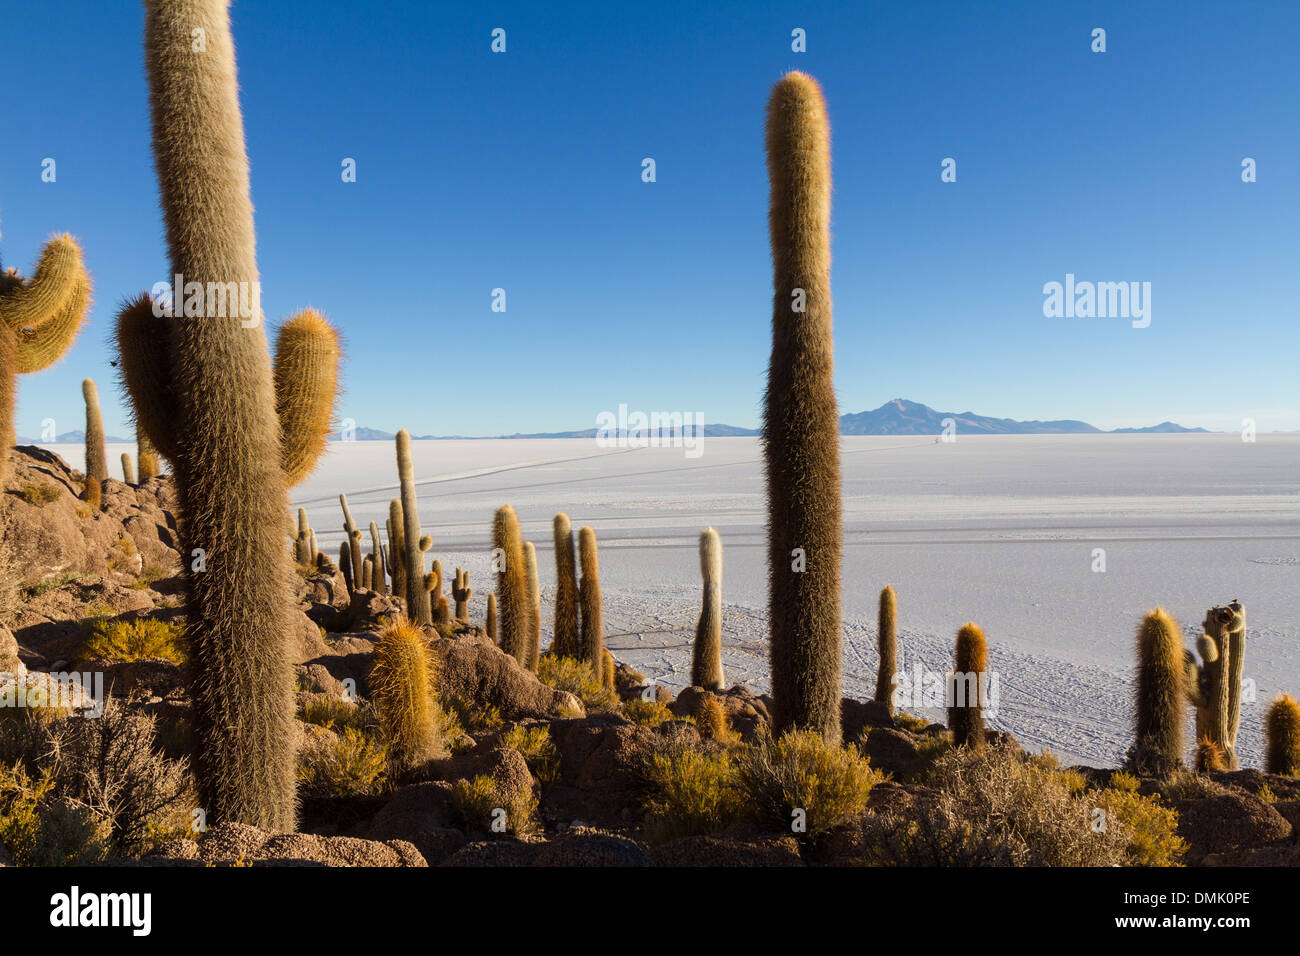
[18,483,60,507]
[79,617,186,664]
[450,774,538,839]
[297,727,388,798]
[499,724,559,786]
[622,697,673,728]
[642,746,743,845]
[536,654,618,712]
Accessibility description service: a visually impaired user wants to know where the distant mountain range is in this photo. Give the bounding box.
[17,430,131,444]
[316,399,1213,440]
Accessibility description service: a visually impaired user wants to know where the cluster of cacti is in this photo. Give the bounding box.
[1265,693,1300,777]
[137,432,160,482]
[875,586,898,715]
[578,525,605,675]
[0,232,92,480]
[691,527,725,690]
[451,567,472,622]
[121,452,135,486]
[762,72,843,742]
[1129,608,1186,777]
[81,378,107,509]
[492,504,529,664]
[551,513,580,659]
[1183,602,1246,769]
[948,623,987,749]
[293,507,319,566]
[369,621,439,774]
[112,0,341,830]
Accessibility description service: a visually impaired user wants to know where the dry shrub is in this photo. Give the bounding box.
[642,746,743,845]
[79,617,186,665]
[297,727,388,797]
[622,697,673,728]
[499,724,559,786]
[738,729,882,837]
[0,762,111,865]
[536,654,617,712]
[18,483,60,507]
[450,774,538,839]
[299,695,373,733]
[860,743,1132,866]
[1093,772,1187,866]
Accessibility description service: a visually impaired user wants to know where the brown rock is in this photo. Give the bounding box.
[650,834,804,867]
[1174,793,1293,860]
[859,727,924,778]
[434,633,583,721]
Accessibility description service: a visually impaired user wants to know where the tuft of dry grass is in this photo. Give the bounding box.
[622,697,673,728]
[536,654,618,712]
[296,727,388,797]
[642,746,743,845]
[18,483,60,507]
[499,724,559,787]
[450,774,539,839]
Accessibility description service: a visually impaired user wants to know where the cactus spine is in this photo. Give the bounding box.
[1265,693,1300,777]
[551,513,580,659]
[121,452,136,487]
[492,505,528,664]
[762,72,842,742]
[1131,608,1186,776]
[137,432,159,482]
[948,623,987,749]
[394,430,431,626]
[524,541,541,671]
[485,593,498,643]
[691,527,725,690]
[875,586,898,715]
[578,526,604,674]
[114,0,339,830]
[452,567,472,623]
[369,621,439,774]
[81,378,106,509]
[0,232,92,479]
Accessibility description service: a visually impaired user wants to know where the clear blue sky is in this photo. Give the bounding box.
[2,0,1297,438]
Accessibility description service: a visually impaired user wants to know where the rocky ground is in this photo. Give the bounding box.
[2,445,1298,867]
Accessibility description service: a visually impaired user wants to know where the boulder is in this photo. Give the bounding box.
[1174,793,1293,861]
[433,633,582,721]
[148,822,426,866]
[650,834,804,867]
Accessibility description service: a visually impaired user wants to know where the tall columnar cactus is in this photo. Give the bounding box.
[337,494,365,595]
[1183,601,1245,770]
[137,432,160,482]
[1130,608,1186,776]
[524,541,541,671]
[121,452,135,486]
[578,526,604,674]
[492,504,528,664]
[875,586,898,715]
[948,623,987,749]
[338,542,353,593]
[551,513,580,659]
[452,567,472,623]
[369,621,439,774]
[387,499,406,601]
[308,530,318,565]
[1265,693,1300,777]
[294,507,313,565]
[691,527,725,690]
[271,308,339,485]
[485,593,498,643]
[0,231,92,479]
[368,521,386,596]
[762,72,842,742]
[430,558,450,625]
[394,430,431,626]
[111,0,341,831]
[81,378,107,509]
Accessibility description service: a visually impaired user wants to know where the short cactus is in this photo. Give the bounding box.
[948,622,987,749]
[451,567,472,623]
[361,554,374,590]
[1265,693,1300,777]
[524,541,541,671]
[492,505,528,664]
[369,620,439,774]
[395,430,431,626]
[338,542,353,593]
[875,586,898,715]
[386,499,406,600]
[1130,608,1186,777]
[551,513,580,659]
[137,433,159,482]
[762,72,843,742]
[429,559,450,626]
[368,521,386,596]
[81,378,106,509]
[485,593,498,643]
[294,507,313,566]
[578,526,604,674]
[121,452,135,487]
[691,527,725,690]
[0,231,92,479]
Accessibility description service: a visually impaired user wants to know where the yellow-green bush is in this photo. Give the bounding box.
[18,483,60,507]
[738,730,883,836]
[78,617,186,665]
[296,727,387,797]
[299,695,372,733]
[642,747,743,844]
[893,711,932,734]
[536,654,618,712]
[499,725,559,787]
[1093,772,1187,866]
[450,774,538,839]
[622,697,673,728]
[0,762,111,865]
